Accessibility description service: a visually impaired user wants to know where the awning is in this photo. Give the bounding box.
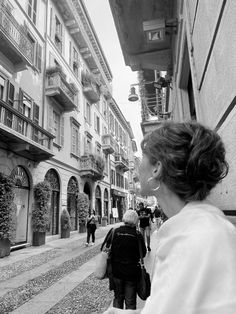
[111,189,127,198]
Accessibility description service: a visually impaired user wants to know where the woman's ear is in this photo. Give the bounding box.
[152,161,162,179]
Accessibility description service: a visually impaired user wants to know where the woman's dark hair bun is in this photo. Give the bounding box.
[141,121,229,201]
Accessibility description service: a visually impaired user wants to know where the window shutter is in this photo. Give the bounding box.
[7,81,15,107]
[18,88,23,112]
[61,25,65,56]
[60,115,64,146]
[36,43,42,72]
[33,102,39,124]
[48,105,53,133]
[71,126,76,154]
[84,136,87,155]
[78,131,81,156]
[50,7,55,39]
[94,113,96,131]
[69,41,72,67]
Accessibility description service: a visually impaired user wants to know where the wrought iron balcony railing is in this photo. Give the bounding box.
[114,154,129,172]
[79,155,104,181]
[0,100,54,161]
[0,1,34,68]
[102,134,115,154]
[45,71,77,112]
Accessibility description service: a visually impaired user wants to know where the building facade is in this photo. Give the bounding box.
[109,0,236,219]
[0,0,138,248]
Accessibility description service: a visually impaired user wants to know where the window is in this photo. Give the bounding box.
[94,114,100,134]
[85,102,91,124]
[18,89,32,118]
[95,142,101,155]
[115,120,118,139]
[111,169,115,185]
[103,100,108,120]
[54,16,63,52]
[26,31,42,72]
[48,105,64,146]
[125,178,128,190]
[0,76,6,100]
[71,124,80,157]
[28,0,37,25]
[119,126,122,143]
[7,82,15,107]
[104,154,108,174]
[84,134,92,155]
[109,113,114,134]
[73,47,79,77]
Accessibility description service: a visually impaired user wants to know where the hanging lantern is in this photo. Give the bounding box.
[128,87,139,102]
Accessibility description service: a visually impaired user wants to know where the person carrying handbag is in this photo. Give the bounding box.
[101,210,146,310]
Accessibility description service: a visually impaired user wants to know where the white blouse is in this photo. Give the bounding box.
[141,201,236,314]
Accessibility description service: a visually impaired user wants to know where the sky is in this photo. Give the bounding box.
[83,0,143,157]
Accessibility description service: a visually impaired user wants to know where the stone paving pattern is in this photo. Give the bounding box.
[0,223,158,314]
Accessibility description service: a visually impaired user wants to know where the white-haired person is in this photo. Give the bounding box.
[104,121,236,314]
[101,209,146,310]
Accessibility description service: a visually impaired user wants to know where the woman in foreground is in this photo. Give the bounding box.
[104,121,236,314]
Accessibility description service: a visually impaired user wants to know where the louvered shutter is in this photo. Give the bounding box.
[48,105,53,133]
[60,115,64,146]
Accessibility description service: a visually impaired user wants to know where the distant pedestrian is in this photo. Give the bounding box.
[137,202,153,251]
[101,209,146,310]
[154,205,162,229]
[85,210,97,246]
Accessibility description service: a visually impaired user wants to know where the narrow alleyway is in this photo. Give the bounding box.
[0,223,158,314]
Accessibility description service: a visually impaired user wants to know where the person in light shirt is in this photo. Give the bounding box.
[103,121,236,314]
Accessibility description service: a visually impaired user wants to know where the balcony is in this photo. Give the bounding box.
[45,69,77,112]
[0,100,54,161]
[102,134,115,154]
[115,154,129,172]
[81,71,100,104]
[79,155,104,181]
[0,2,34,71]
[129,182,136,194]
[109,0,174,72]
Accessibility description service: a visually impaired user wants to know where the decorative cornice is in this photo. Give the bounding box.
[72,0,113,82]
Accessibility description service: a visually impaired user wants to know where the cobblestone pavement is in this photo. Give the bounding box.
[0,223,158,314]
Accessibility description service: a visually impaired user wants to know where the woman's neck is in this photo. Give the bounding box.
[155,185,186,218]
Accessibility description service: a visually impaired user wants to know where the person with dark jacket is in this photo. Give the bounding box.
[85,210,97,246]
[137,202,153,251]
[101,209,146,310]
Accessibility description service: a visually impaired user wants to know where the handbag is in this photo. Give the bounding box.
[137,235,151,300]
[94,228,115,280]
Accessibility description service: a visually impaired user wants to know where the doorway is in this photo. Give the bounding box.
[67,177,78,231]
[45,169,60,235]
[10,166,30,245]
[95,185,102,223]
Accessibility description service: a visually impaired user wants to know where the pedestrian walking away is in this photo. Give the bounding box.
[103,121,236,314]
[101,210,146,310]
[137,202,153,251]
[85,210,97,246]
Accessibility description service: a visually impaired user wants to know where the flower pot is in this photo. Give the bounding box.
[61,229,70,238]
[79,225,86,233]
[0,238,11,258]
[33,231,46,246]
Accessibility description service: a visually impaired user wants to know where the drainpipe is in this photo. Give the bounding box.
[41,0,49,128]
